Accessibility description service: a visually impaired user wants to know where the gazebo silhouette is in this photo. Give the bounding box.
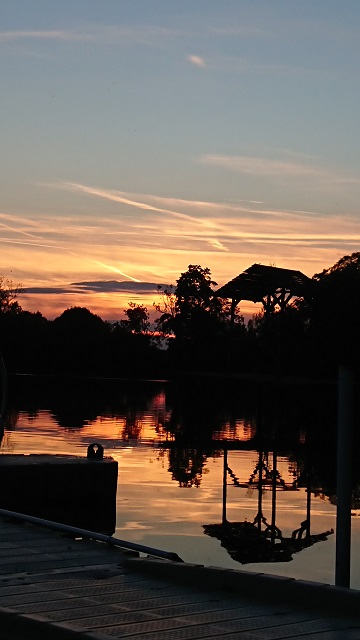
[216,264,312,324]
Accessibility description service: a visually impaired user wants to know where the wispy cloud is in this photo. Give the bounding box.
[0,30,93,42]
[0,25,180,46]
[71,280,165,293]
[0,221,42,240]
[209,17,360,48]
[87,259,141,282]
[57,182,284,227]
[25,280,166,295]
[4,184,360,313]
[61,182,201,223]
[0,204,144,284]
[187,54,206,68]
[208,239,228,251]
[209,26,265,38]
[200,154,360,183]
[200,154,324,178]
[57,182,227,252]
[0,212,45,236]
[198,55,312,76]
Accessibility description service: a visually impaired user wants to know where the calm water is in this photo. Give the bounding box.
[2,375,360,588]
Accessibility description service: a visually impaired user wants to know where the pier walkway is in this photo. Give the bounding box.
[0,513,359,639]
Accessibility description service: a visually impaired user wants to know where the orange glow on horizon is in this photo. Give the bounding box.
[4,185,360,324]
[19,290,264,323]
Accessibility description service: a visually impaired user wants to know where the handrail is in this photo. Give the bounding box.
[0,508,184,562]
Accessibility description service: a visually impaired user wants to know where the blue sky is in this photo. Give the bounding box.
[1,1,360,320]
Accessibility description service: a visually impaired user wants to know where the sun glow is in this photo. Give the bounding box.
[3,185,360,321]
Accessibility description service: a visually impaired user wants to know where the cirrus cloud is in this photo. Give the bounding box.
[200,153,360,184]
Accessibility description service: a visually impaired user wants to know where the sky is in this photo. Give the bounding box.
[2,0,360,322]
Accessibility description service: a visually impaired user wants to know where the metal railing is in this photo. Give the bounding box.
[0,507,183,562]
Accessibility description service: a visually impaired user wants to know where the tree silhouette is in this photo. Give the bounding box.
[0,276,23,314]
[309,252,360,371]
[175,265,218,313]
[2,253,360,378]
[51,307,110,375]
[0,279,50,374]
[153,285,177,339]
[154,265,230,371]
[120,303,150,334]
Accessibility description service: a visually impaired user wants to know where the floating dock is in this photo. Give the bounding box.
[0,450,118,534]
[0,512,359,639]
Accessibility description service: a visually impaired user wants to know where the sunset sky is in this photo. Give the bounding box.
[2,1,360,321]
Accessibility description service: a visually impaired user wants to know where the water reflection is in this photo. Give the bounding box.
[203,447,334,564]
[168,446,209,488]
[1,374,360,581]
[1,374,351,499]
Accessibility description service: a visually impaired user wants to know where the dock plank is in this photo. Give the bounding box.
[0,515,359,639]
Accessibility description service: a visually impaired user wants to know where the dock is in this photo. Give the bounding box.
[0,513,359,639]
[0,451,118,534]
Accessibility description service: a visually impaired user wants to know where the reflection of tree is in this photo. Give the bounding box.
[12,377,171,435]
[0,408,19,450]
[121,414,143,441]
[1,356,27,446]
[164,379,259,443]
[7,374,359,512]
[2,408,19,431]
[119,390,172,442]
[328,487,360,511]
[168,447,207,488]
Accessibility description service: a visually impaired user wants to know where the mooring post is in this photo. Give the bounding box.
[335,364,354,588]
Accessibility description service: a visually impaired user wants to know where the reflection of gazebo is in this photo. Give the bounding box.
[216,264,312,324]
[203,448,333,564]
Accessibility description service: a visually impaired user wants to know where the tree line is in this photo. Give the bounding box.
[1,252,360,379]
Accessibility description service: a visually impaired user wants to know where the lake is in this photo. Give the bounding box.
[2,374,360,589]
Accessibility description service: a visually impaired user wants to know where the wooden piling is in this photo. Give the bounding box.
[335,365,354,587]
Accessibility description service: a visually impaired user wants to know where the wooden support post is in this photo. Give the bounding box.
[271,451,277,543]
[335,365,354,588]
[306,481,311,537]
[222,448,228,525]
[230,299,237,330]
[257,451,263,531]
[0,354,7,435]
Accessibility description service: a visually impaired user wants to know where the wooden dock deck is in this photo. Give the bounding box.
[0,513,359,639]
